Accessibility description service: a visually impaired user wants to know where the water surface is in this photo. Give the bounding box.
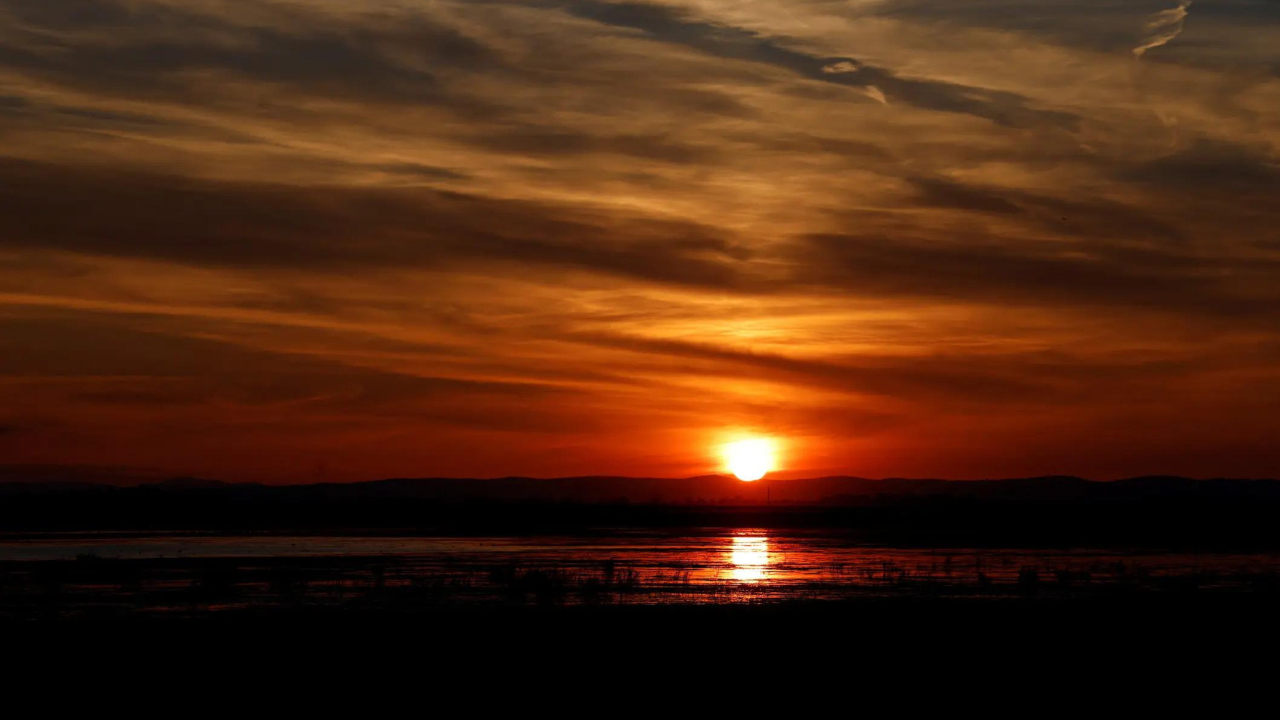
[4,530,1278,604]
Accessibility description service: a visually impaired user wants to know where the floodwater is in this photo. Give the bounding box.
[3,530,1279,605]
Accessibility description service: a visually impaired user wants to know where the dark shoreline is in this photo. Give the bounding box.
[8,476,1280,624]
[3,503,1280,551]
[8,475,1280,549]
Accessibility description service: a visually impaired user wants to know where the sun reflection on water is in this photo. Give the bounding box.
[729,535,770,582]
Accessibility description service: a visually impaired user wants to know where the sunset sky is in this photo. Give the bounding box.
[2,0,1279,482]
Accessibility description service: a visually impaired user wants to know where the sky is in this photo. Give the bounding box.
[2,0,1279,482]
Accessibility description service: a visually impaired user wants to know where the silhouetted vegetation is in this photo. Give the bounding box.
[6,477,1280,623]
[5,548,1280,621]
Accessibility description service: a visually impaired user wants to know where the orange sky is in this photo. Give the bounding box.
[2,0,1280,482]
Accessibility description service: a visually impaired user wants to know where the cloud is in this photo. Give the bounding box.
[904,176,1184,242]
[0,313,603,429]
[872,0,1181,55]
[560,1,1079,129]
[821,60,859,74]
[0,0,499,103]
[775,163,1280,324]
[0,158,754,289]
[1134,1,1192,59]
[1121,138,1280,195]
[1,0,1280,478]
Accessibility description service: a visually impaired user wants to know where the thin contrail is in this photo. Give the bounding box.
[1133,0,1193,58]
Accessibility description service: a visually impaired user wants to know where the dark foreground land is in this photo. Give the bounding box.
[8,600,1270,700]
[11,591,1280,683]
[7,474,1280,661]
[5,537,1280,620]
[6,543,1280,680]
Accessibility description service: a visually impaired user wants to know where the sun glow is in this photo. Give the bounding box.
[723,437,776,482]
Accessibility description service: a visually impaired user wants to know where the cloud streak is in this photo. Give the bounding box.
[562,0,1079,129]
[1134,1,1192,58]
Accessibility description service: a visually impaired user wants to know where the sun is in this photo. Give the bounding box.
[723,438,776,482]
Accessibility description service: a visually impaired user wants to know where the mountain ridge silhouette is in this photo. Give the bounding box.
[4,472,1279,504]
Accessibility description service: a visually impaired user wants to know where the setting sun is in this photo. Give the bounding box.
[724,438,776,482]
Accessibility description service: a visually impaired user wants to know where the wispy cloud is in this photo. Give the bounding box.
[1133,0,1192,58]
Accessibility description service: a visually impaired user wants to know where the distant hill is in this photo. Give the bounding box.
[224,473,1280,505]
[5,473,1280,546]
[3,472,1279,505]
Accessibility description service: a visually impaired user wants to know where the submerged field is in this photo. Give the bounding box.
[4,531,1280,620]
